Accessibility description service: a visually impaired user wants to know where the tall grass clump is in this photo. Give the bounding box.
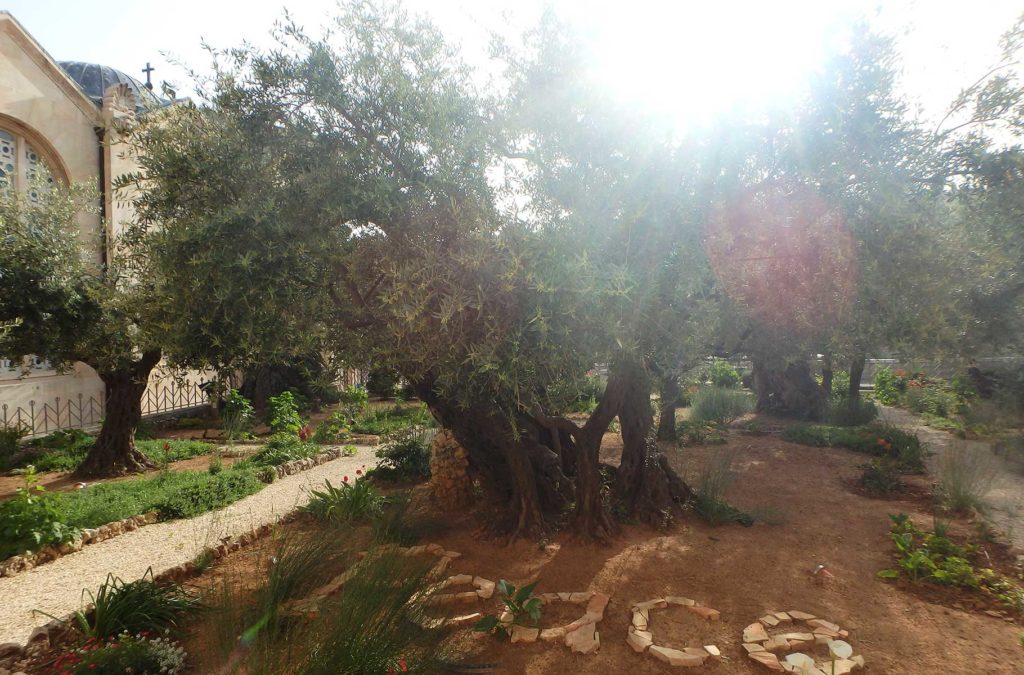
[936,441,1001,514]
[690,386,754,425]
[693,448,752,526]
[68,569,203,639]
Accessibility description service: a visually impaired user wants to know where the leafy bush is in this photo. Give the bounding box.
[366,368,400,398]
[0,423,28,464]
[373,428,432,480]
[0,467,80,560]
[708,359,741,388]
[337,384,369,423]
[266,391,304,435]
[935,442,1000,514]
[311,411,352,445]
[221,389,255,441]
[782,423,925,472]
[71,568,203,639]
[878,514,1024,613]
[830,370,852,401]
[3,434,213,473]
[249,433,320,467]
[690,386,754,424]
[873,367,904,405]
[859,457,902,495]
[473,580,543,637]
[300,477,381,522]
[54,633,187,675]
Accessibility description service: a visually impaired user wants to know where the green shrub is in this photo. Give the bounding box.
[366,368,400,398]
[708,359,741,388]
[300,477,382,522]
[0,423,27,464]
[311,411,351,445]
[221,389,255,441]
[3,435,212,473]
[0,467,80,560]
[859,457,902,495]
[137,439,214,463]
[54,633,187,674]
[782,423,925,472]
[830,370,852,401]
[266,391,304,434]
[249,433,320,467]
[373,428,432,480]
[690,386,753,424]
[873,367,904,405]
[337,385,369,423]
[71,568,203,639]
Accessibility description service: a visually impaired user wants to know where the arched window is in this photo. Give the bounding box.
[0,124,61,200]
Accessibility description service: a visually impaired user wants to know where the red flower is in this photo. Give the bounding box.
[356,469,362,476]
[399,658,408,672]
[343,475,349,482]
[299,425,313,441]
[162,441,172,452]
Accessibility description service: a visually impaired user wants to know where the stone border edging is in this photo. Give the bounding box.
[742,610,865,673]
[502,591,608,654]
[0,446,351,580]
[627,596,723,667]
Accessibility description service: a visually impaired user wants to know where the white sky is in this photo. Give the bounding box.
[5,0,1022,132]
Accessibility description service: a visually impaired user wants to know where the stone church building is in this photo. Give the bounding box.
[0,12,208,436]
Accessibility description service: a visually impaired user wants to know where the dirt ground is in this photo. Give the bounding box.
[168,419,1024,674]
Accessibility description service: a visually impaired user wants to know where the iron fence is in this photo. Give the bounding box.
[1,392,105,438]
[2,379,210,439]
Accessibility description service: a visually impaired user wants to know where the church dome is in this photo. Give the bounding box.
[57,61,167,111]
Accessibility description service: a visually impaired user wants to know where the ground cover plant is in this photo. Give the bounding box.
[473,580,543,637]
[0,465,265,561]
[350,403,435,437]
[783,423,926,472]
[878,513,1024,614]
[2,431,214,474]
[53,633,188,675]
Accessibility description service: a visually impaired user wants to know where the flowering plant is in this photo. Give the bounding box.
[53,632,186,674]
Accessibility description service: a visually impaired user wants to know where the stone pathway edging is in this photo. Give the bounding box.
[0,446,351,580]
[626,596,723,667]
[742,610,864,673]
[504,591,609,654]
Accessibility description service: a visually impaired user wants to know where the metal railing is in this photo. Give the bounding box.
[2,379,210,439]
[1,392,105,438]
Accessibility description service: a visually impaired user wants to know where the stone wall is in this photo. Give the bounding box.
[429,430,473,510]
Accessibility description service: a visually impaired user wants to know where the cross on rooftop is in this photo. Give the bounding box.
[142,62,154,90]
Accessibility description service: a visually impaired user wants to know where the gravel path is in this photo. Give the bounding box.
[878,406,1024,549]
[0,446,377,646]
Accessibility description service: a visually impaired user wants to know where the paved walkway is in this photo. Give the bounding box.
[878,406,1024,550]
[0,446,377,646]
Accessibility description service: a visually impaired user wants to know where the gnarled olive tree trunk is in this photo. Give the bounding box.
[656,373,680,443]
[75,349,162,477]
[751,356,823,420]
[614,361,692,526]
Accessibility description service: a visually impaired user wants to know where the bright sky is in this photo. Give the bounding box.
[5,0,1022,132]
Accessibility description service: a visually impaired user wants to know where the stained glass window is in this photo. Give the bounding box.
[25,142,54,202]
